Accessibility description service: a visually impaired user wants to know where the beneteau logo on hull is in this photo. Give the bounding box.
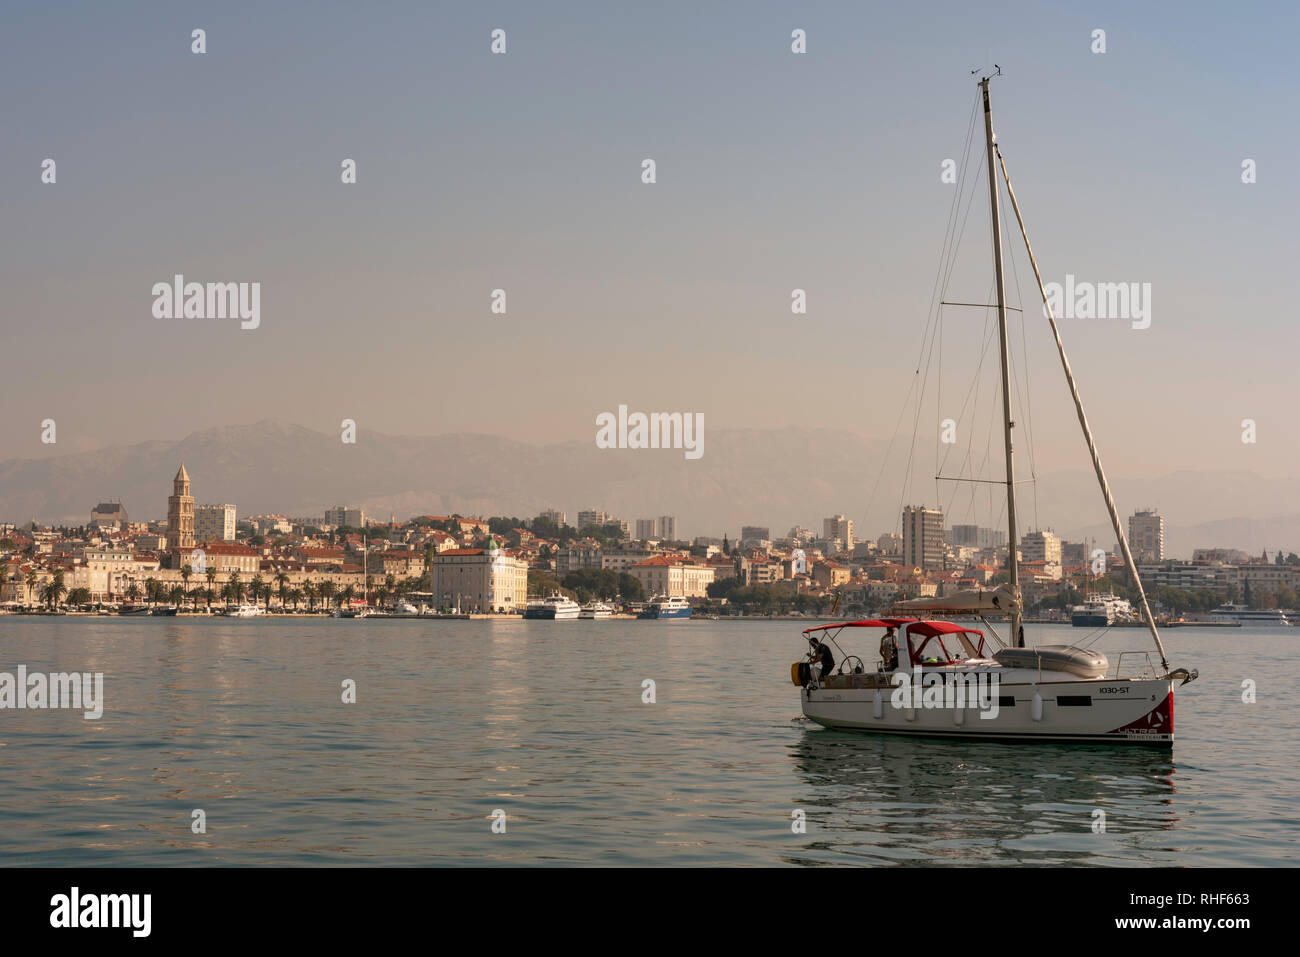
[152,274,260,329]
[890,668,1001,719]
[595,405,704,460]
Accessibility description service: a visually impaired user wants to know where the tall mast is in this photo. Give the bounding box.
[993,147,1170,671]
[980,74,1022,647]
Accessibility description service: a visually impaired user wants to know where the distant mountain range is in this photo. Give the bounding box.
[1,420,1296,557]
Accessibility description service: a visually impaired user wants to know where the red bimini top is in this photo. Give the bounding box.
[802,618,977,637]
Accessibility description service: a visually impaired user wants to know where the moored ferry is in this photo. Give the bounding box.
[1071,593,1136,627]
[1208,603,1292,627]
[578,601,614,619]
[524,593,581,620]
[637,595,692,619]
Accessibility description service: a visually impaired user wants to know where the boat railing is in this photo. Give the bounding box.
[1111,651,1159,679]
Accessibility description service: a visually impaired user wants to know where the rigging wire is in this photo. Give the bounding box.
[866,91,981,536]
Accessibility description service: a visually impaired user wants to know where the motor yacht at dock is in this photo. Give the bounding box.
[524,593,581,620]
[637,596,692,619]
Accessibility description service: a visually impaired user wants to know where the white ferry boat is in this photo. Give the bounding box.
[226,603,264,618]
[1071,593,1136,627]
[524,593,581,620]
[579,601,614,619]
[637,596,692,620]
[1209,603,1292,627]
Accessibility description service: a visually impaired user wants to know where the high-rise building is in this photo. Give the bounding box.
[740,526,770,544]
[1129,509,1164,562]
[635,518,658,540]
[948,524,1006,549]
[324,506,366,528]
[1020,528,1062,566]
[538,508,566,527]
[901,505,944,570]
[195,504,237,542]
[166,463,195,553]
[577,509,606,531]
[823,515,854,550]
[658,515,677,541]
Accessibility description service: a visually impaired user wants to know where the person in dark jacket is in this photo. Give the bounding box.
[810,638,835,681]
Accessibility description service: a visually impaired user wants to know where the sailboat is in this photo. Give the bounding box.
[792,72,1197,745]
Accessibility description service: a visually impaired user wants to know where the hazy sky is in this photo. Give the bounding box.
[3,1,1298,491]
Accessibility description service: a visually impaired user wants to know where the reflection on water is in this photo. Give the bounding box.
[0,617,1294,865]
[787,728,1179,865]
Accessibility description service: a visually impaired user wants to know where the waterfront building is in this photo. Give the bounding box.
[431,538,529,612]
[198,542,260,574]
[628,555,715,598]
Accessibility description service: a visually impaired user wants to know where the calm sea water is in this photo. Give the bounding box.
[0,616,1294,866]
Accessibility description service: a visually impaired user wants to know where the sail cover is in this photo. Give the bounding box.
[889,585,1020,616]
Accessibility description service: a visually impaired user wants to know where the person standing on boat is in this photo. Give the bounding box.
[880,627,899,671]
[809,637,835,681]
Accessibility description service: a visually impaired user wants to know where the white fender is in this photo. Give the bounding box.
[1031,690,1044,722]
[873,691,883,719]
[953,704,965,726]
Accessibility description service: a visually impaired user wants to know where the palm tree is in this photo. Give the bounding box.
[168,584,185,607]
[67,587,92,609]
[126,581,142,603]
[250,574,266,609]
[25,570,37,608]
[303,581,318,613]
[287,587,304,611]
[275,572,290,610]
[205,567,218,611]
[42,570,67,610]
[319,580,336,612]
[340,584,356,608]
[180,563,192,601]
[228,569,244,606]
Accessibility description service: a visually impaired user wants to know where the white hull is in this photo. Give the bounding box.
[803,671,1174,745]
